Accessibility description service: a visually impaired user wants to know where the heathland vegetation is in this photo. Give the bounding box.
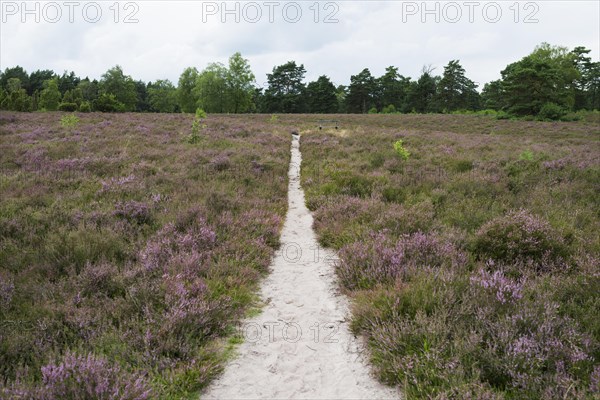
[297,114,600,398]
[1,111,598,398]
[1,43,598,119]
[0,112,290,397]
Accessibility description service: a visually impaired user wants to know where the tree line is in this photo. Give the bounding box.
[1,44,598,119]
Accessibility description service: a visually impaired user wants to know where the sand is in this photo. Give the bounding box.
[201,134,400,399]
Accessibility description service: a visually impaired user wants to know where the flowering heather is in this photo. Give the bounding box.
[473,208,569,272]
[542,158,569,170]
[337,231,466,290]
[114,200,152,224]
[0,275,14,310]
[300,114,600,398]
[17,146,49,172]
[139,217,216,274]
[209,154,231,171]
[100,174,137,192]
[37,352,152,399]
[0,112,289,398]
[591,365,600,393]
[470,267,524,304]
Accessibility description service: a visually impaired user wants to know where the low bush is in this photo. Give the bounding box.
[393,139,410,160]
[60,113,80,129]
[472,209,569,273]
[538,102,566,121]
[58,102,78,112]
[78,101,92,112]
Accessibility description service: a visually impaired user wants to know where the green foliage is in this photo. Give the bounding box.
[100,65,138,111]
[60,114,80,129]
[393,139,410,160]
[78,101,92,112]
[77,79,99,104]
[346,68,376,113]
[58,102,78,112]
[369,152,386,168]
[194,62,228,113]
[500,43,578,116]
[495,110,511,120]
[57,71,80,94]
[329,171,373,197]
[378,66,412,113]
[381,186,405,203]
[2,41,598,115]
[148,79,178,113]
[269,114,278,123]
[571,46,600,111]
[264,61,307,113]
[381,104,397,114]
[29,69,56,94]
[481,80,504,110]
[187,108,206,144]
[305,75,338,113]
[1,78,32,111]
[94,93,125,112]
[406,67,438,113]
[226,52,256,113]
[0,66,30,93]
[195,108,207,119]
[39,78,61,111]
[538,102,566,120]
[192,53,255,114]
[437,60,480,112]
[450,159,474,173]
[177,67,199,113]
[368,107,378,114]
[518,149,534,161]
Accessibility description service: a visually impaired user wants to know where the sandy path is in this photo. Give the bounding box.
[202,135,399,399]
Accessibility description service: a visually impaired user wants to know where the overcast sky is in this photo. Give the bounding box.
[1,1,599,88]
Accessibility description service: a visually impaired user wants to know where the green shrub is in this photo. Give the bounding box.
[187,108,207,144]
[495,110,511,120]
[195,108,207,119]
[559,112,582,122]
[94,93,125,112]
[60,114,80,129]
[368,107,378,114]
[393,139,410,160]
[58,102,78,112]
[381,104,396,114]
[78,101,92,112]
[518,149,534,161]
[476,109,499,116]
[538,102,566,121]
